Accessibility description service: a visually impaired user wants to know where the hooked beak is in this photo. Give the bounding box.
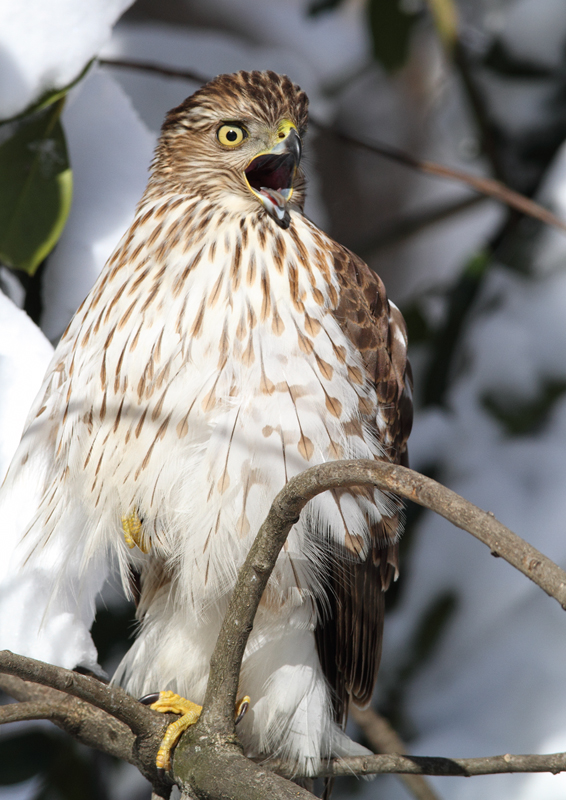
[244,127,302,229]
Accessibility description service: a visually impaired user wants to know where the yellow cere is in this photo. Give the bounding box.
[217,124,247,147]
[277,119,297,140]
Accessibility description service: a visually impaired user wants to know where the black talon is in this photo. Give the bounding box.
[139,692,161,705]
[235,700,249,725]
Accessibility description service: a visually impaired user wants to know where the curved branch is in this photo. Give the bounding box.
[97,58,566,235]
[199,459,566,740]
[3,461,566,800]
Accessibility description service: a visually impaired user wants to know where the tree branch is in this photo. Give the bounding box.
[0,650,158,736]
[197,459,566,747]
[319,750,566,778]
[0,655,170,795]
[0,700,57,724]
[263,750,566,779]
[97,58,566,235]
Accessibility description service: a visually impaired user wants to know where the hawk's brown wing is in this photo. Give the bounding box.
[315,246,413,727]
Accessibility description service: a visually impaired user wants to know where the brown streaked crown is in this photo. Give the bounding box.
[162,71,309,136]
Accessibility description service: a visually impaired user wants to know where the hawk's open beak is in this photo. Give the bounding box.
[245,127,302,229]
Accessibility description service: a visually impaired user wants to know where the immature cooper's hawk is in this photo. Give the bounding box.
[0,71,412,778]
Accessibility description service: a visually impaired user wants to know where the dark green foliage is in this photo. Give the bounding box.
[368,0,422,72]
[0,98,72,275]
[401,301,433,346]
[482,380,566,436]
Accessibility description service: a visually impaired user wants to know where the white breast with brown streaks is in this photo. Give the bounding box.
[28,196,394,610]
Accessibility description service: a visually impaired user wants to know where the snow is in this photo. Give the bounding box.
[0,294,53,480]
[0,0,134,119]
[499,0,566,69]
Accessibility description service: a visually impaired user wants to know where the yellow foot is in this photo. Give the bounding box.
[122,509,150,553]
[142,690,251,771]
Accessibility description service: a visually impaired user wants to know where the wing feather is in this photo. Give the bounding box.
[315,245,412,726]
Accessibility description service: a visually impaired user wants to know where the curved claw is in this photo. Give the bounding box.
[235,695,250,725]
[139,692,161,706]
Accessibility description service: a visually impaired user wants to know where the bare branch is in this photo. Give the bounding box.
[98,57,209,86]
[317,750,566,778]
[198,459,566,744]
[351,706,441,800]
[0,700,57,724]
[97,57,566,235]
[325,130,566,234]
[0,676,142,774]
[0,650,158,736]
[0,654,170,795]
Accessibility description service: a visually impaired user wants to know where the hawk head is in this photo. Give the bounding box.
[152,71,309,229]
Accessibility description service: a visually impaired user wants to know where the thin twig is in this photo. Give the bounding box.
[351,706,441,800]
[325,129,566,233]
[198,459,566,742]
[99,57,209,86]
[264,750,566,778]
[98,57,566,235]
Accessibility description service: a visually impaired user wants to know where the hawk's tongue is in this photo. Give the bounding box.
[260,187,288,208]
[258,187,292,228]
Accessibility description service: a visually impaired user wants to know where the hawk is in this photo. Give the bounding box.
[0,71,412,780]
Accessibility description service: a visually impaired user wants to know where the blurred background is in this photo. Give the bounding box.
[2,0,566,798]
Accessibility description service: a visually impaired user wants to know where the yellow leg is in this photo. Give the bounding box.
[147,690,251,771]
[122,510,150,553]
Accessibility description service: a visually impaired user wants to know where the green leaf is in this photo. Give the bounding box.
[0,731,57,784]
[0,97,72,275]
[368,0,422,72]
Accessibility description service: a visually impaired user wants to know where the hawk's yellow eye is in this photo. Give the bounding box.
[217,124,247,147]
